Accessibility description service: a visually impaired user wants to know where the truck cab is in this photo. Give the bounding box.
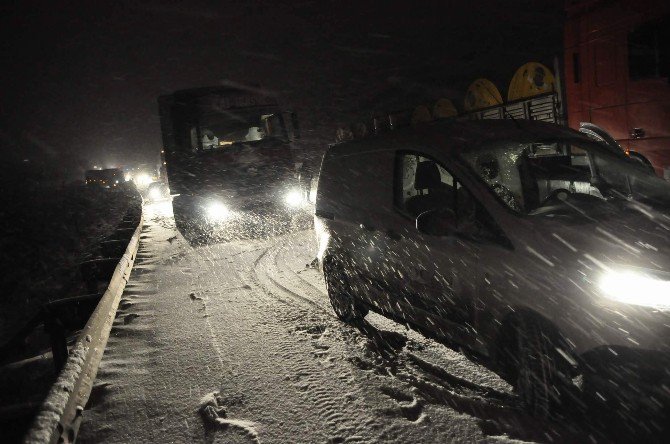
[564,0,670,177]
[158,86,304,243]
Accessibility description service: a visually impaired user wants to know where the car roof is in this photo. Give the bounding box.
[328,119,589,157]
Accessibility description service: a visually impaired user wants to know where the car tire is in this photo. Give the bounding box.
[515,317,572,419]
[323,259,368,323]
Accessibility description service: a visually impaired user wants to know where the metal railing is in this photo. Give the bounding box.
[22,212,143,444]
[333,92,564,146]
[463,92,562,124]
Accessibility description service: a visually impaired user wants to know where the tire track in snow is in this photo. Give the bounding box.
[258,232,534,440]
[248,233,441,440]
[190,243,264,378]
[235,233,381,441]
[271,236,326,296]
[189,239,361,441]
[190,230,533,442]
[269,312,376,442]
[179,231,272,442]
[250,241,331,316]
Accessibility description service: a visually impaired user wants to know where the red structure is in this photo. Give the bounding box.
[564,0,670,176]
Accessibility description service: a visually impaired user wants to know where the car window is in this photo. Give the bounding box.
[462,138,670,215]
[394,151,506,241]
[395,152,456,219]
[460,141,608,214]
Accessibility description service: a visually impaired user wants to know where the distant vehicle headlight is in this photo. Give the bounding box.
[135,173,152,186]
[599,269,670,309]
[284,189,304,207]
[204,201,230,221]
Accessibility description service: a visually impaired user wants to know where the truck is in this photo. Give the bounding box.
[563,0,670,177]
[85,168,125,188]
[158,86,304,243]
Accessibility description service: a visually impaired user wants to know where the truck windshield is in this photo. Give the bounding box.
[460,139,670,214]
[192,107,287,151]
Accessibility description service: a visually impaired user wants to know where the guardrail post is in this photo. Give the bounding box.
[44,317,67,373]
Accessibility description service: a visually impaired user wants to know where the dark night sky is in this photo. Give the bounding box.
[1,0,563,180]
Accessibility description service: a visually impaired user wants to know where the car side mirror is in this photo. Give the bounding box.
[416,208,456,236]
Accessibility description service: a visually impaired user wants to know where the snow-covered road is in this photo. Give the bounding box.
[77,200,585,443]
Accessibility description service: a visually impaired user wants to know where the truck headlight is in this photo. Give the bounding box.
[284,189,304,207]
[599,269,670,309]
[204,201,230,221]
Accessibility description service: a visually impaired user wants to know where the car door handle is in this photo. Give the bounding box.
[360,223,375,232]
[386,229,402,240]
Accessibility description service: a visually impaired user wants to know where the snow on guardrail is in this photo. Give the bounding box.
[23,210,143,444]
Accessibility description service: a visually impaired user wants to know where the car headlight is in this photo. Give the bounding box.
[599,269,670,309]
[204,201,230,221]
[284,189,304,207]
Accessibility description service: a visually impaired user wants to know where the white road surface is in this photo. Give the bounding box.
[77,200,583,443]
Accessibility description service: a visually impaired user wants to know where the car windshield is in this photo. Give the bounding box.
[460,138,670,215]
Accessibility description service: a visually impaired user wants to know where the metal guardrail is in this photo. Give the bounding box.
[23,212,143,444]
